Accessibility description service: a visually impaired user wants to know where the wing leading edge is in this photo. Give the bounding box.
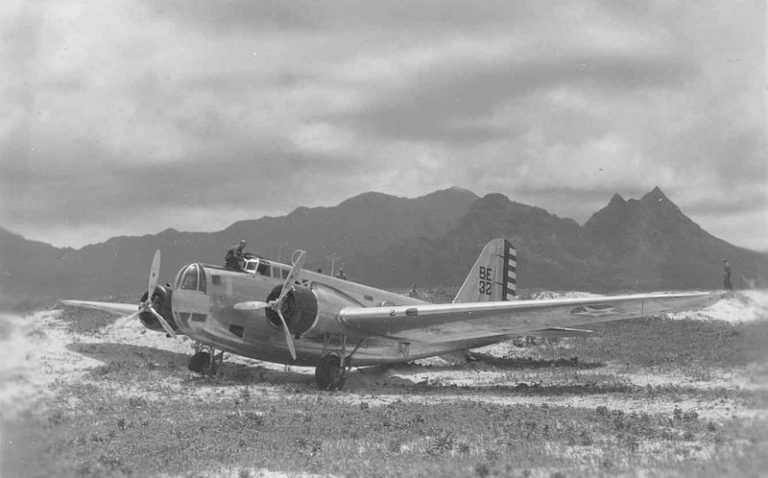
[338,291,722,343]
[61,300,138,316]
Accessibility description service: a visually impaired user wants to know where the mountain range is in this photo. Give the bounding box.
[2,186,766,307]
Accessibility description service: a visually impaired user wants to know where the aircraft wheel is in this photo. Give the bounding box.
[315,354,346,391]
[188,351,210,374]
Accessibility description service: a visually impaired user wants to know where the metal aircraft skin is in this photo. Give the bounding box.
[63,238,722,390]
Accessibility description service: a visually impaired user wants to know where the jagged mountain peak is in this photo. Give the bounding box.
[641,186,669,202]
[587,187,685,224]
[608,193,626,207]
[634,187,685,219]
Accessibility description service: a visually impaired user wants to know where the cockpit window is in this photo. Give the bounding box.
[178,263,206,293]
[180,264,198,290]
[257,260,270,276]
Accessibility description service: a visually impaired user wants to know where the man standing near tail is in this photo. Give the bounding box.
[723,259,733,290]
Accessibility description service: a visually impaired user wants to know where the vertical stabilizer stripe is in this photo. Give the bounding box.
[505,241,517,298]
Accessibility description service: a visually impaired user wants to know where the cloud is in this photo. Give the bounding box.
[0,0,764,250]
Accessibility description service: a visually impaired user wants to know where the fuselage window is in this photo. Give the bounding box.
[180,264,199,290]
[257,260,270,276]
[271,267,282,279]
[281,269,289,279]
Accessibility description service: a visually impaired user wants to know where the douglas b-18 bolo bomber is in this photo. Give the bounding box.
[64,239,721,390]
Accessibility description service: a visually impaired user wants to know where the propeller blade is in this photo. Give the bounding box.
[125,310,141,322]
[148,305,176,336]
[276,250,306,305]
[233,301,271,311]
[277,308,297,360]
[147,249,161,298]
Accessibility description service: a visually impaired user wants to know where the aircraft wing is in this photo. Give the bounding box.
[61,300,138,316]
[338,291,721,343]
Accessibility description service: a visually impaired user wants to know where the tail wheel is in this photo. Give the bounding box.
[315,354,347,391]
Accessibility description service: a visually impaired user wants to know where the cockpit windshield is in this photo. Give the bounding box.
[244,258,271,276]
[176,263,207,293]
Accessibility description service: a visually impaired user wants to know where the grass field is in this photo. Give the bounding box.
[2,292,768,477]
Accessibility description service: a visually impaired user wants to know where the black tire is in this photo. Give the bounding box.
[315,354,346,391]
[188,351,210,374]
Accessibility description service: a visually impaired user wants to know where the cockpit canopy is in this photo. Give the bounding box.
[175,263,207,293]
[244,258,270,275]
[243,258,289,279]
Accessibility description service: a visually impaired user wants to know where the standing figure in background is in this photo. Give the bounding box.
[722,259,733,290]
[335,268,347,280]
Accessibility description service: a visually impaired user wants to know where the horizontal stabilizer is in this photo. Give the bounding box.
[526,327,593,337]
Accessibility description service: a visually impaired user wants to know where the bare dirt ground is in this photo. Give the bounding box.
[2,290,767,477]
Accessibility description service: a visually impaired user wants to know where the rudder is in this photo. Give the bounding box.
[453,238,517,303]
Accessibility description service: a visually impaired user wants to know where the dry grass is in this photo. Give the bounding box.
[4,383,767,478]
[2,301,768,477]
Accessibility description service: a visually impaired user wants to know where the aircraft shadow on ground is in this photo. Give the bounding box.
[347,364,631,397]
[65,343,623,396]
[384,355,605,372]
[67,342,315,386]
[345,374,635,396]
[468,354,606,370]
[187,363,314,388]
[67,342,189,366]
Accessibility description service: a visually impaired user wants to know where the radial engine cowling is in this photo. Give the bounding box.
[137,285,178,332]
[265,284,357,337]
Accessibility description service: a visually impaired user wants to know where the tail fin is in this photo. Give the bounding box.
[453,238,517,303]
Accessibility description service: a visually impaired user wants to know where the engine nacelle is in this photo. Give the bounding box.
[266,284,361,337]
[137,285,178,332]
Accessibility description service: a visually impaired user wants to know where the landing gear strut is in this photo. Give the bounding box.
[314,335,364,390]
[188,343,222,375]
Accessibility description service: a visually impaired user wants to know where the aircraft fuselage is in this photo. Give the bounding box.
[167,260,491,366]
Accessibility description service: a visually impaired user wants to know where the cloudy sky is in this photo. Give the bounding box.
[2,0,766,250]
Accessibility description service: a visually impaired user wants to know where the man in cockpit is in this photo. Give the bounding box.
[225,240,248,271]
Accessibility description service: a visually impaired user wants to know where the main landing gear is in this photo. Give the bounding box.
[188,343,223,376]
[315,354,349,390]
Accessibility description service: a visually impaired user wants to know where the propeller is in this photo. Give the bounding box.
[233,250,307,313]
[129,249,176,336]
[272,249,306,360]
[233,249,306,359]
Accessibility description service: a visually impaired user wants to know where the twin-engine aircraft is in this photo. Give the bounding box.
[64,239,720,390]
